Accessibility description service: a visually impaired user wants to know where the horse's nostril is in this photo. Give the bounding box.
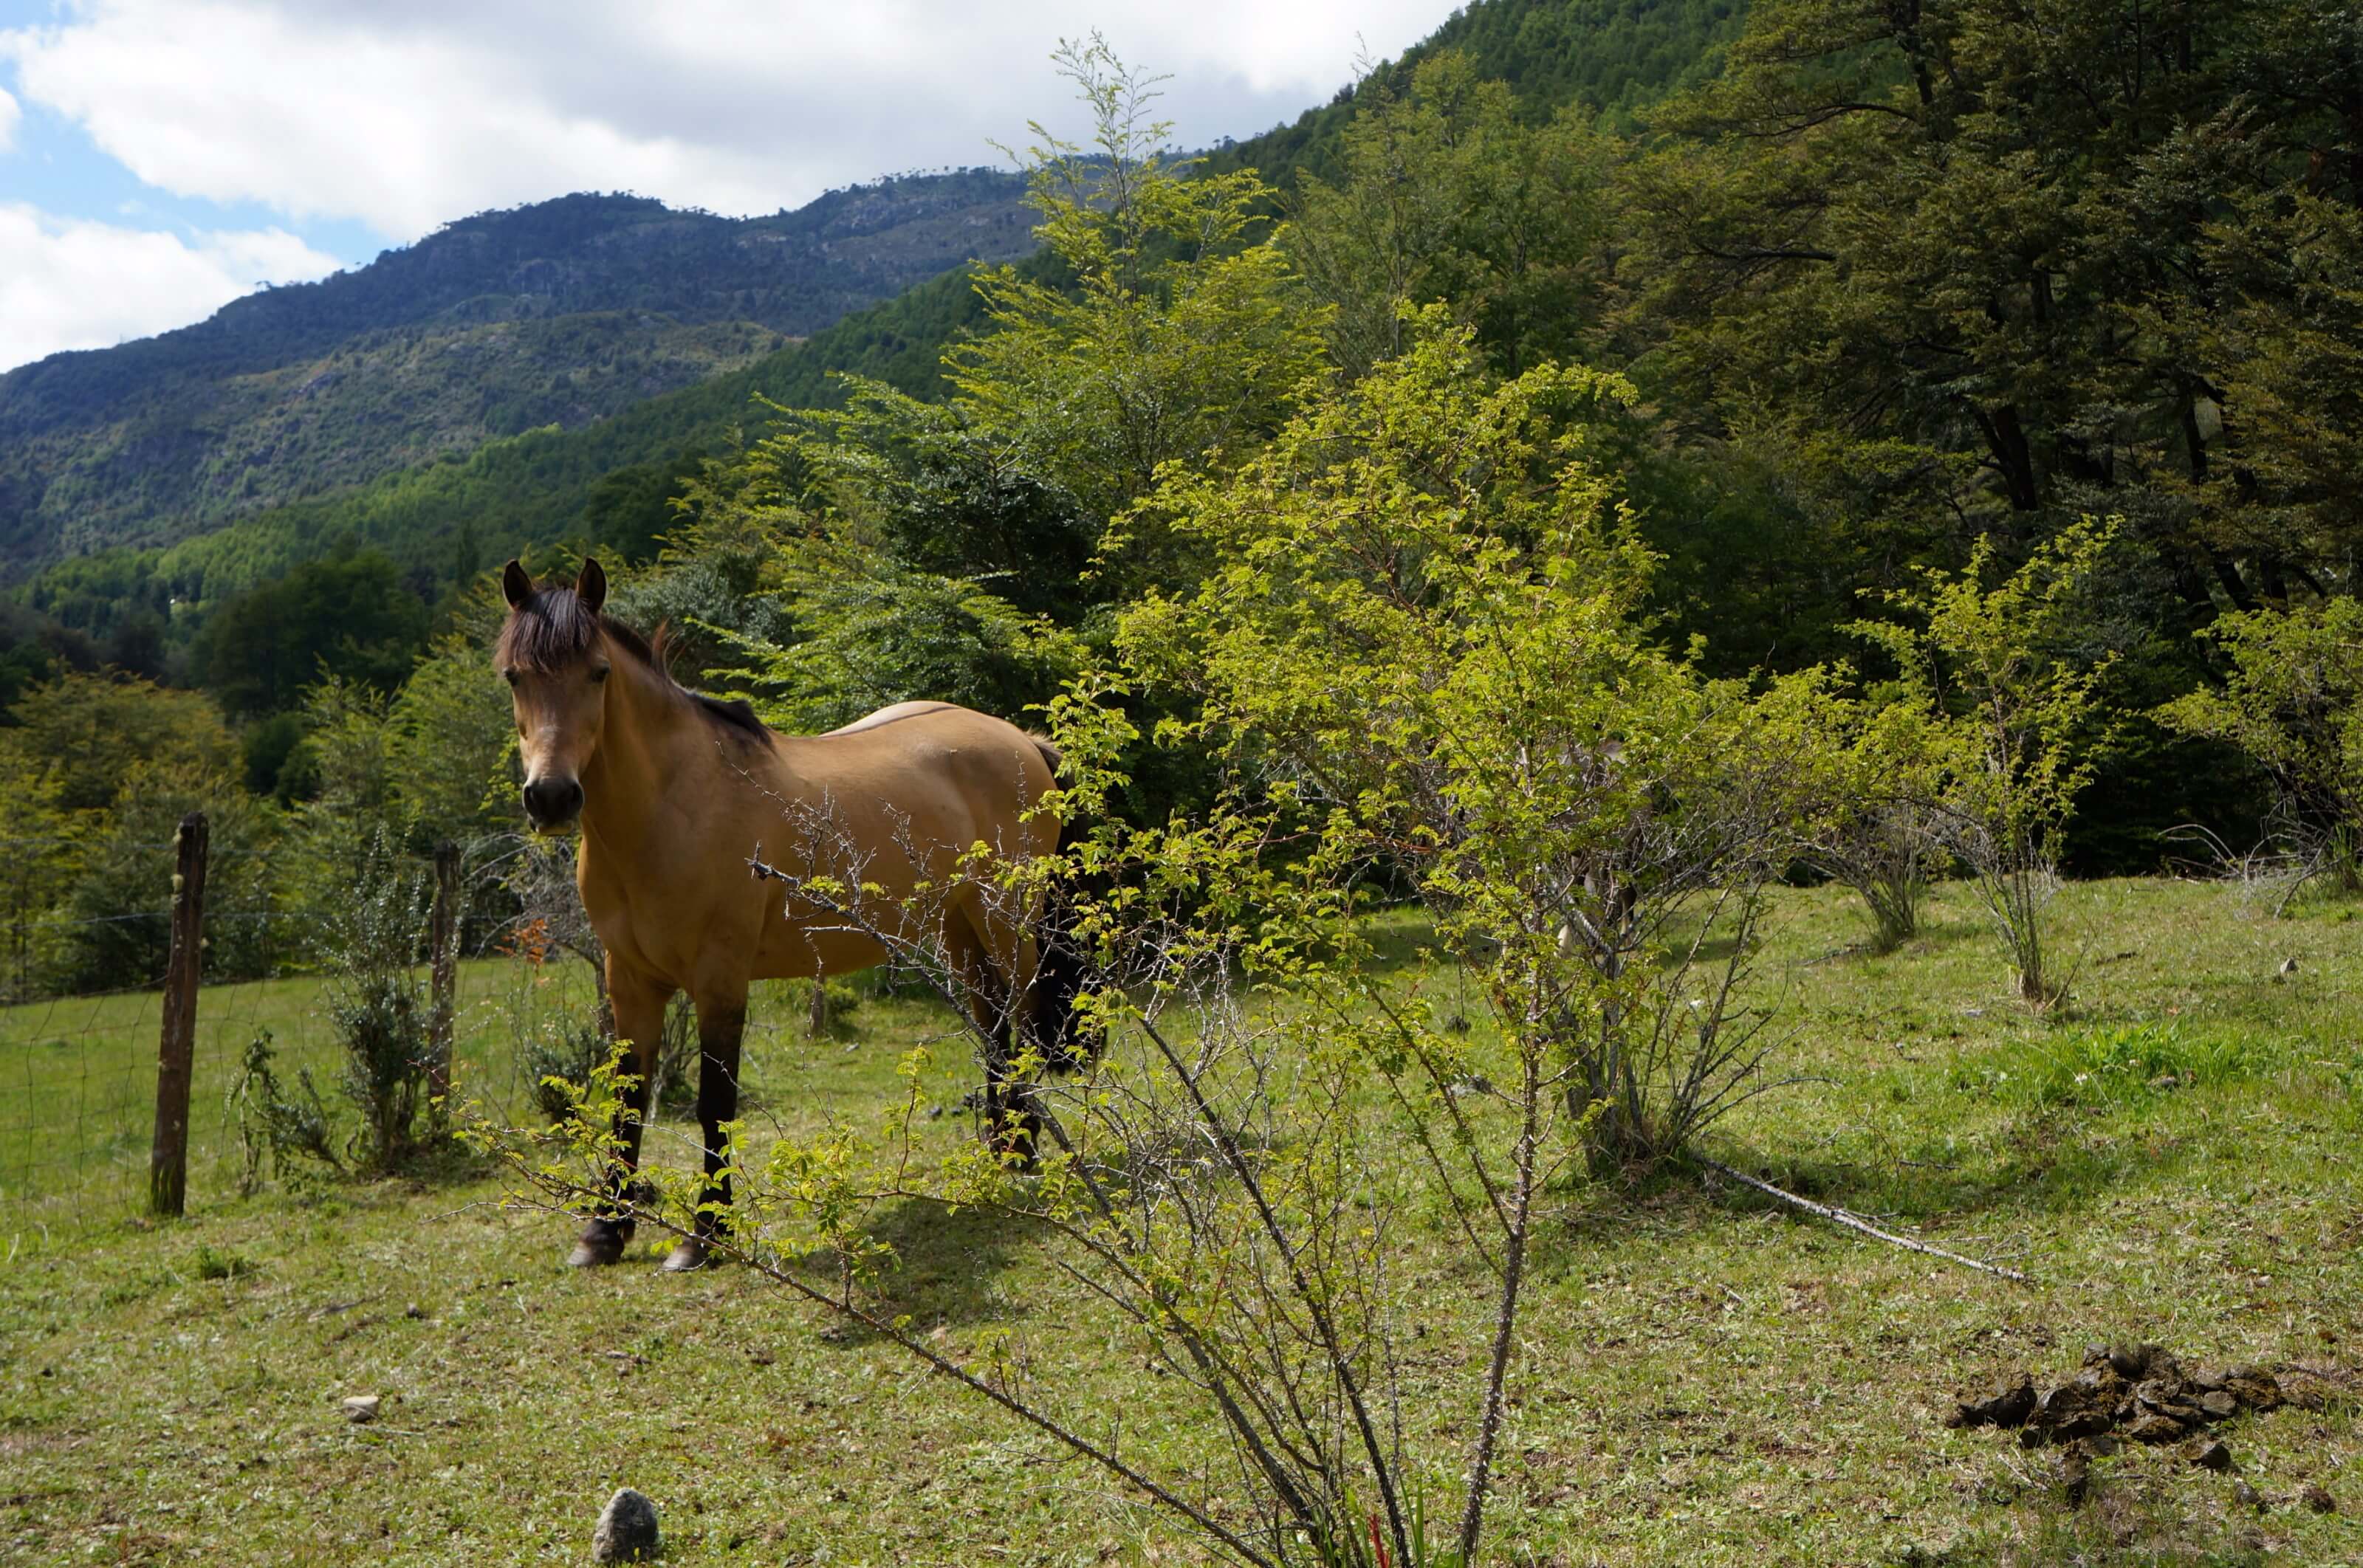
[524,777,584,825]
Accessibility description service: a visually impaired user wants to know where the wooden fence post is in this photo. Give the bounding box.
[149,811,208,1217]
[428,841,461,1121]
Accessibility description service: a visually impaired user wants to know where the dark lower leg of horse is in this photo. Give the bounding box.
[666,1006,746,1273]
[982,1017,1043,1173]
[569,1067,654,1268]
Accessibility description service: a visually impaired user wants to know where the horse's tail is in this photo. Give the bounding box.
[1029,738,1100,1073]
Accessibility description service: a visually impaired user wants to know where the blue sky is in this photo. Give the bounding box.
[0,0,1449,374]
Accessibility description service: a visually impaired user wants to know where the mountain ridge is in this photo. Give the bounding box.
[0,173,1034,563]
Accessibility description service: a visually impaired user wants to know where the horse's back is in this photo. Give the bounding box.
[791,701,1060,853]
[823,701,964,737]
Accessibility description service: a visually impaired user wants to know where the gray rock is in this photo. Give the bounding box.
[340,1394,380,1424]
[594,1488,661,1563]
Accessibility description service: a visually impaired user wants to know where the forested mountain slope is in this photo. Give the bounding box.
[0,173,1032,565]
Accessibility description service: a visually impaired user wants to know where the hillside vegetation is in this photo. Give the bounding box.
[0,175,1033,564]
[15,0,1751,645]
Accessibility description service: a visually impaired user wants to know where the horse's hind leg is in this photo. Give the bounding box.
[947,905,1038,1169]
[571,962,671,1267]
[663,974,749,1273]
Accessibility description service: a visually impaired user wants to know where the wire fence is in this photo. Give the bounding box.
[0,825,610,1249]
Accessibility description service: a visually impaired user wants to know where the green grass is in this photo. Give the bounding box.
[3,878,2360,1565]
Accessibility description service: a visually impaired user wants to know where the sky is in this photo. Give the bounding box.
[0,0,1452,375]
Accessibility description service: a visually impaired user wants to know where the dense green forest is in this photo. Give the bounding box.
[0,174,1035,563]
[4,0,2361,1001]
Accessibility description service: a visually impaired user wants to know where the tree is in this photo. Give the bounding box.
[1620,0,2363,616]
[193,549,431,718]
[0,746,83,1000]
[4,671,239,814]
[946,36,1328,596]
[1794,693,1949,952]
[1122,312,1826,1169]
[1856,522,2122,1005]
[1287,49,1613,379]
[2158,595,2363,894]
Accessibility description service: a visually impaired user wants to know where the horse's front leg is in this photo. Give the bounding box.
[663,975,750,1273]
[570,961,673,1267]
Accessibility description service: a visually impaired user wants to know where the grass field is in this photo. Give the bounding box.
[2,877,2359,1566]
[0,955,617,1233]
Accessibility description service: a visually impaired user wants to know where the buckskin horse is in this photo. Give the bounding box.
[496,557,1087,1270]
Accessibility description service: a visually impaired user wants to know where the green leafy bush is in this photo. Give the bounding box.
[521,1015,617,1125]
[319,835,439,1170]
[227,1028,343,1192]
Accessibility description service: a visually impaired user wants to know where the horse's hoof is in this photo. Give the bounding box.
[569,1218,635,1267]
[661,1237,712,1272]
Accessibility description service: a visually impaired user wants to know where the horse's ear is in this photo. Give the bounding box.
[502,560,533,609]
[576,557,607,615]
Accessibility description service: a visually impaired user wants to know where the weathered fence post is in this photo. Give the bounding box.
[149,811,208,1217]
[428,841,461,1121]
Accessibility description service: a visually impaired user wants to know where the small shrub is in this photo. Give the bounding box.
[522,1015,617,1124]
[190,1245,255,1281]
[320,833,439,1171]
[227,1028,343,1192]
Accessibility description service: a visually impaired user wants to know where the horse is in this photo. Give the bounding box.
[495,557,1088,1270]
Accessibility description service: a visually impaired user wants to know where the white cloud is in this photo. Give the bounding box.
[0,83,19,153]
[0,0,1448,240]
[0,204,342,372]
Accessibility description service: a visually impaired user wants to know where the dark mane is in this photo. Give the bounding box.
[498,586,769,743]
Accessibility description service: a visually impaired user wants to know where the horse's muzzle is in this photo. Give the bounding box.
[523,777,584,830]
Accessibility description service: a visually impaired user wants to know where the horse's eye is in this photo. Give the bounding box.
[591,666,611,684]
[501,669,519,687]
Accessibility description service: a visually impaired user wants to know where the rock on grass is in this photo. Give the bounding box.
[594,1488,660,1563]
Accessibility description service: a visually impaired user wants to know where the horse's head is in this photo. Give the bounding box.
[496,557,612,832]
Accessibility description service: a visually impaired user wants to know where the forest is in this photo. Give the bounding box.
[1,0,2353,996]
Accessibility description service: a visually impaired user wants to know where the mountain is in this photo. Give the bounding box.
[16,0,1749,638]
[0,173,1033,565]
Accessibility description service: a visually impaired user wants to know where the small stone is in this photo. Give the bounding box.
[2299,1483,2337,1514]
[2186,1437,2235,1472]
[2233,1479,2265,1512]
[2198,1390,2237,1420]
[340,1394,380,1424]
[403,1302,425,1321]
[2124,1413,2187,1445]
[2279,957,2298,976]
[593,1488,661,1563]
